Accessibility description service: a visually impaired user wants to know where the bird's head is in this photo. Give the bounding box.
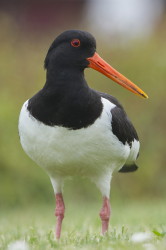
[44,30,96,70]
[44,30,148,98]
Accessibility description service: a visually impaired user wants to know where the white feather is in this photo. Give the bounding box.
[131,232,153,243]
[126,139,140,164]
[8,240,29,250]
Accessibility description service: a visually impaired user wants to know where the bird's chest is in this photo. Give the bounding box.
[19,99,129,177]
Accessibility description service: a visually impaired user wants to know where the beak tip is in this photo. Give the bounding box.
[143,93,149,99]
[88,52,149,100]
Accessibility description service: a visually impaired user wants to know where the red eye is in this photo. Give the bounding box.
[71,39,81,47]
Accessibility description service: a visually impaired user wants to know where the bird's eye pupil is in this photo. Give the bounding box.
[71,39,81,47]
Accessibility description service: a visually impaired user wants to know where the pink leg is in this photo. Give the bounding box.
[99,196,111,235]
[55,193,65,239]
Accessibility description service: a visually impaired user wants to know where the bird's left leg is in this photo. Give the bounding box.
[55,192,65,239]
[91,172,112,235]
[50,177,65,239]
[100,196,111,235]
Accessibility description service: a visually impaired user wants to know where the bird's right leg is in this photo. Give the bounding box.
[50,177,65,239]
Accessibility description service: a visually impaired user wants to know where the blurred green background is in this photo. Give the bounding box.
[0,0,166,209]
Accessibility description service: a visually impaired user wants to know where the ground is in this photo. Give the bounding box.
[0,199,166,250]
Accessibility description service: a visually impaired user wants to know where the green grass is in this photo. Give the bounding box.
[1,199,166,250]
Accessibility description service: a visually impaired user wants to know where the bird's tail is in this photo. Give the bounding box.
[118,163,138,173]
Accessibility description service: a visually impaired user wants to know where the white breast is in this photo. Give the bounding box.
[18,98,131,178]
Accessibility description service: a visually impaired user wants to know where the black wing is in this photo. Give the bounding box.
[97,91,139,173]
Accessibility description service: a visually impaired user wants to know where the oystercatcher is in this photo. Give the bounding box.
[18,30,148,239]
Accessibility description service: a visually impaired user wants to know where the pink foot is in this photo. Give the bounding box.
[99,197,111,235]
[55,193,65,239]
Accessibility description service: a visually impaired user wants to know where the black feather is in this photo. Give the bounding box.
[118,164,138,173]
[98,92,139,146]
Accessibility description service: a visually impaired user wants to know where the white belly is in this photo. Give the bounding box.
[18,98,131,178]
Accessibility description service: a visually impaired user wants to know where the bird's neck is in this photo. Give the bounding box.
[28,66,103,129]
[44,66,88,93]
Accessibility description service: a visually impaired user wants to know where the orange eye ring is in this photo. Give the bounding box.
[71,39,81,47]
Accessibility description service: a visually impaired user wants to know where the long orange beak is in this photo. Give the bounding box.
[87,52,148,98]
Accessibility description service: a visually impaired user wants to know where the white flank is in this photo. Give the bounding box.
[125,139,140,164]
[131,232,153,243]
[8,240,29,250]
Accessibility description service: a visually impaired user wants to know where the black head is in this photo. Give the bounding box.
[44,30,96,71]
[44,30,148,98]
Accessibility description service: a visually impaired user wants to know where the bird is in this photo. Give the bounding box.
[18,30,148,239]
